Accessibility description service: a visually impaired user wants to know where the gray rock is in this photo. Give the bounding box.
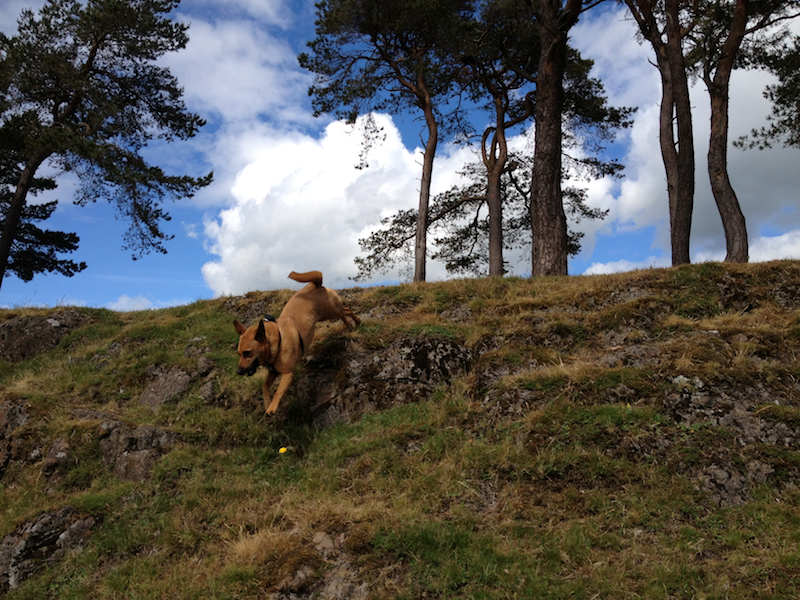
[440,304,472,322]
[138,367,191,409]
[299,337,473,427]
[99,423,178,482]
[0,310,90,363]
[42,438,70,479]
[698,463,749,506]
[269,529,369,600]
[0,506,94,593]
[0,402,29,478]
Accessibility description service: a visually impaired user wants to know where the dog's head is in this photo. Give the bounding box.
[233,319,271,376]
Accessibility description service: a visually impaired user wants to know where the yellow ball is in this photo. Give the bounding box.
[279,447,287,454]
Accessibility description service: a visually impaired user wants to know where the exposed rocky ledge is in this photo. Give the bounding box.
[0,309,92,363]
[0,506,95,594]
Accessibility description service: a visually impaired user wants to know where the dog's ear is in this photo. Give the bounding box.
[255,319,267,343]
[233,319,247,336]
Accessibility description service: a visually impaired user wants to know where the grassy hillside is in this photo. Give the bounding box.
[2,261,800,599]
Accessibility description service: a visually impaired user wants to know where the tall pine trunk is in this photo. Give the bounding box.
[663,0,695,266]
[530,0,580,277]
[486,162,505,277]
[707,88,748,262]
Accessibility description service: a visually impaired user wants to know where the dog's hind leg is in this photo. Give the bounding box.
[342,307,361,329]
[265,372,294,415]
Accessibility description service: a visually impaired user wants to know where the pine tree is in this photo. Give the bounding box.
[0,0,212,291]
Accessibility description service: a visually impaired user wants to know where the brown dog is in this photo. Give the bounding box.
[233,271,360,415]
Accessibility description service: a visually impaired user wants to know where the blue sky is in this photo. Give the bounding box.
[2,0,800,310]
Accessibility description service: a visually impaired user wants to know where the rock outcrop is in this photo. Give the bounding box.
[0,310,91,363]
[293,336,473,428]
[0,507,95,593]
[98,422,179,482]
[0,402,29,478]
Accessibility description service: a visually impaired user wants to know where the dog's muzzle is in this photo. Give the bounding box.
[237,358,259,377]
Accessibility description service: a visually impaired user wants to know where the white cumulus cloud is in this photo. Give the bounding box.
[108,295,154,312]
[202,114,432,294]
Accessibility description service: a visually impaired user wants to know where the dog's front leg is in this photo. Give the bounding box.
[262,371,277,414]
[265,372,294,415]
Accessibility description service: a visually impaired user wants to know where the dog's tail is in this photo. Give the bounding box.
[288,270,323,287]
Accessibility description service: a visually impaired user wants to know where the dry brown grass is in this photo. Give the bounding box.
[4,261,800,598]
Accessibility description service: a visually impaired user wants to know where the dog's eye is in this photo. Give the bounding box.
[242,351,251,358]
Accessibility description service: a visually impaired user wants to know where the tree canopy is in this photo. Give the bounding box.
[349,0,631,281]
[0,144,85,281]
[353,148,611,280]
[0,0,212,290]
[738,35,800,150]
[300,0,475,282]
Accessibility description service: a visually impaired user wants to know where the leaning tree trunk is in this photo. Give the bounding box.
[0,152,50,292]
[414,87,439,283]
[530,0,580,277]
[705,0,749,263]
[708,84,748,263]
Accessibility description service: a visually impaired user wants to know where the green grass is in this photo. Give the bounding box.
[4,262,800,598]
[400,322,465,338]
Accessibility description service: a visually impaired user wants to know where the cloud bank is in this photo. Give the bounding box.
[200,116,420,293]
